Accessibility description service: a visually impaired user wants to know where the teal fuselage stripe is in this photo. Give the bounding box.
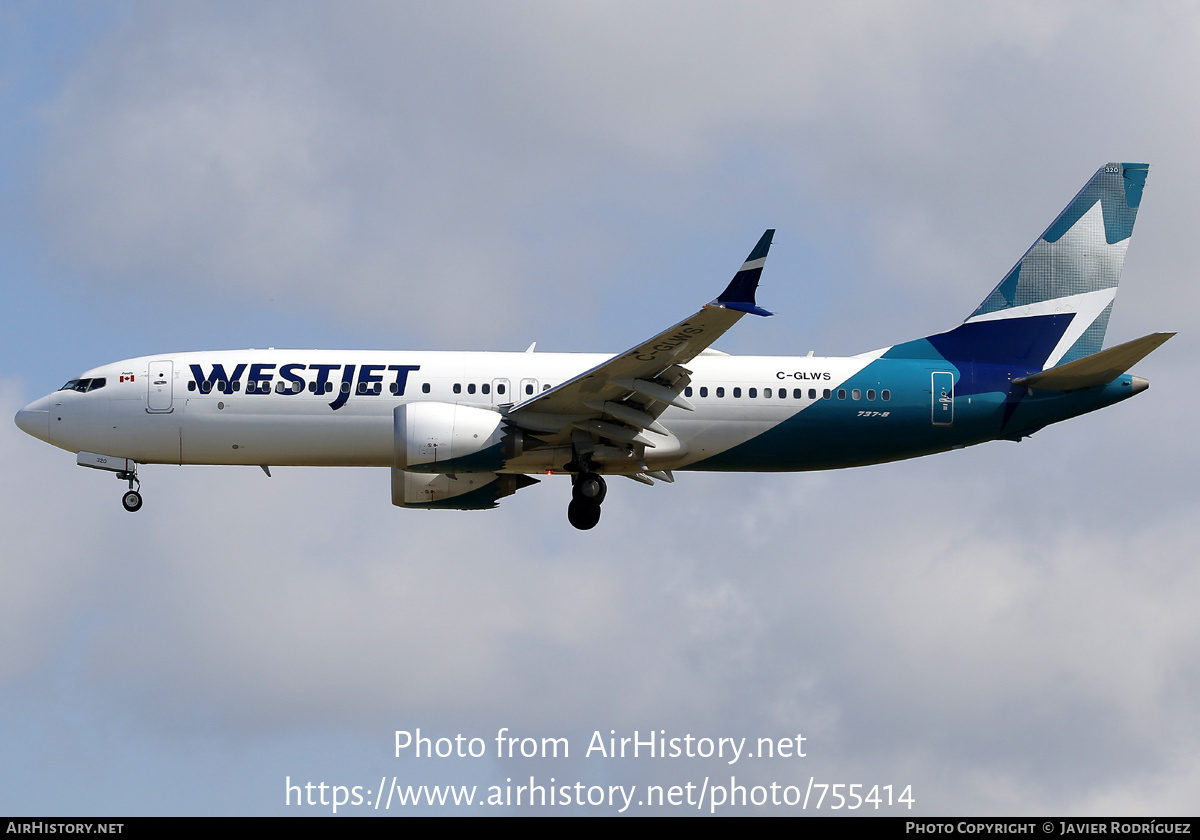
[689,360,1137,472]
[407,442,506,475]
[407,480,503,510]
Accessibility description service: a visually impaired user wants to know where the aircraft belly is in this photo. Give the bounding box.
[118,413,182,464]
[670,413,782,469]
[180,397,392,466]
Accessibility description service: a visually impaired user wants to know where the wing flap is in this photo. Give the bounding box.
[610,378,695,411]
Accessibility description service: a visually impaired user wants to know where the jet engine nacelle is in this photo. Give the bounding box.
[391,469,538,509]
[394,401,507,474]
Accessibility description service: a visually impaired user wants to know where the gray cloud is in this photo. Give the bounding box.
[40,2,1200,350]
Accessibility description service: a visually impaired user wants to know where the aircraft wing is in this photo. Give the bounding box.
[505,230,774,446]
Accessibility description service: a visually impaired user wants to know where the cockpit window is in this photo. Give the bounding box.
[58,378,107,393]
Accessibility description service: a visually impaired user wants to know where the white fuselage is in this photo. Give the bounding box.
[27,349,880,474]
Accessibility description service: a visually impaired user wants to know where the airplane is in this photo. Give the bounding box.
[14,162,1173,530]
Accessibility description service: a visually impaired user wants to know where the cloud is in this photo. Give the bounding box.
[38,1,1200,351]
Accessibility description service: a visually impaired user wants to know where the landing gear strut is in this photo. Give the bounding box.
[117,468,142,512]
[568,471,606,530]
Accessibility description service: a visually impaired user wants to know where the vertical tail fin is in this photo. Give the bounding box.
[886,163,1148,371]
[965,162,1148,368]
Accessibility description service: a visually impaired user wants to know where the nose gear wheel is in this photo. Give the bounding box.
[116,468,143,513]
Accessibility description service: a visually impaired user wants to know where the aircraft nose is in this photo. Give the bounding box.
[14,396,51,443]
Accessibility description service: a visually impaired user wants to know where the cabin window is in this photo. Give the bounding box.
[482,383,490,395]
[733,387,741,398]
[852,389,861,400]
[525,383,534,395]
[453,383,462,394]
[748,388,757,398]
[837,389,846,400]
[496,383,505,395]
[866,389,876,401]
[543,384,551,391]
[188,381,196,392]
[684,386,693,397]
[699,386,708,397]
[422,383,431,394]
[882,390,891,401]
[808,389,816,400]
[467,383,476,395]
[823,389,831,399]
[341,382,351,393]
[716,387,725,398]
[764,388,772,398]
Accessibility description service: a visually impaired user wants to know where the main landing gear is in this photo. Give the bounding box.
[117,468,142,512]
[568,471,606,530]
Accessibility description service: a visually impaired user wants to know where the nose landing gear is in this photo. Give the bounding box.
[75,452,145,512]
[117,468,142,512]
[568,471,606,530]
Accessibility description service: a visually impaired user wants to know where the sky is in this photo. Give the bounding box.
[2,0,1198,816]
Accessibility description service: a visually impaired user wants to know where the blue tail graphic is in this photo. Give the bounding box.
[887,162,1148,371]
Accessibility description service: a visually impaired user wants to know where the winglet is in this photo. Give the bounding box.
[715,229,775,317]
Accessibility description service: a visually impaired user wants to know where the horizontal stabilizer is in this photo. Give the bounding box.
[1014,332,1174,391]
